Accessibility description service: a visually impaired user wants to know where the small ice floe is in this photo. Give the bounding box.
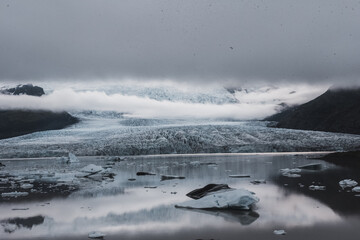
[88,231,106,239]
[1,191,29,198]
[280,168,301,178]
[339,179,358,189]
[80,164,104,174]
[186,184,232,199]
[250,180,266,185]
[66,152,79,163]
[20,183,34,189]
[3,223,17,233]
[352,186,360,192]
[298,163,323,171]
[136,171,156,176]
[175,189,259,210]
[107,156,126,162]
[273,229,286,235]
[309,185,326,191]
[189,161,200,167]
[229,174,250,178]
[161,175,185,181]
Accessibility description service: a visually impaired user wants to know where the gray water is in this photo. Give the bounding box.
[1,153,360,239]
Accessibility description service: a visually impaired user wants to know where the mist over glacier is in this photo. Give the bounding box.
[0,81,327,120]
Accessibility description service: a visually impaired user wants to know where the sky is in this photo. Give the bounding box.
[0,1,358,119]
[1,0,360,86]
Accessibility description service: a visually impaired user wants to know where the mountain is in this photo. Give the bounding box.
[0,84,78,139]
[0,110,79,139]
[0,84,45,96]
[265,87,360,135]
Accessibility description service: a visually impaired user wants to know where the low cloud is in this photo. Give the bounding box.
[0,89,279,120]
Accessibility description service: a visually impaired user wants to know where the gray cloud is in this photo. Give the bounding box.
[1,0,360,85]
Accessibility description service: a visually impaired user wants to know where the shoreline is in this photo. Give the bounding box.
[0,151,334,161]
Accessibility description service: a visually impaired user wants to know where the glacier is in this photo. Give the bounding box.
[0,114,359,158]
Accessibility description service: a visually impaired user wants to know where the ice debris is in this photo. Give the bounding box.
[352,186,360,192]
[20,183,34,189]
[1,191,29,198]
[309,185,326,191]
[273,229,286,235]
[175,189,259,210]
[250,180,266,185]
[339,179,358,189]
[67,152,79,163]
[80,164,104,174]
[280,168,301,178]
[88,231,106,239]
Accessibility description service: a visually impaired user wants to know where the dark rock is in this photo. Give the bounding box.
[136,172,156,176]
[128,178,136,181]
[229,174,251,178]
[0,110,79,139]
[318,151,360,168]
[298,163,323,170]
[186,184,232,199]
[265,88,360,135]
[1,84,45,96]
[1,215,44,229]
[161,175,185,181]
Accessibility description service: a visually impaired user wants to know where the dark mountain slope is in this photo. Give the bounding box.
[0,110,79,139]
[265,88,360,134]
[0,84,79,139]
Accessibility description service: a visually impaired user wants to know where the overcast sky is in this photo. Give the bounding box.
[1,0,360,85]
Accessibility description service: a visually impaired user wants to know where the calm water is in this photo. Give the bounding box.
[1,153,360,240]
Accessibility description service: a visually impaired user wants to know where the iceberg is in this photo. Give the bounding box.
[175,189,259,210]
[88,231,106,239]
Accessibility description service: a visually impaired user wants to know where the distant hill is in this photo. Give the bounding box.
[265,87,360,135]
[0,84,78,139]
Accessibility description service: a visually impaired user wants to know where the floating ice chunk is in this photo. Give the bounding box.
[80,164,104,174]
[88,231,106,239]
[250,180,266,185]
[67,152,79,163]
[309,185,326,191]
[280,168,301,178]
[273,229,286,235]
[352,186,360,192]
[20,183,34,189]
[1,191,29,198]
[3,223,17,233]
[189,161,200,167]
[175,189,259,210]
[161,175,185,181]
[339,179,358,189]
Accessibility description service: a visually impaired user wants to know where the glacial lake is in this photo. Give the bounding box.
[1,153,360,240]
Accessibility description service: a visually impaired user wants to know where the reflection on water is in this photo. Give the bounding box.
[1,153,360,239]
